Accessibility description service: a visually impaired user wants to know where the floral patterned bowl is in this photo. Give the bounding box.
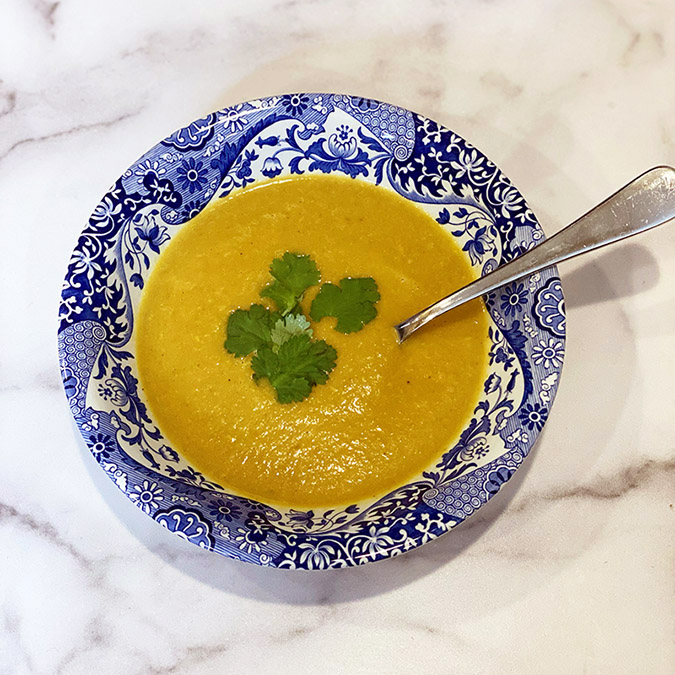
[58,93,565,568]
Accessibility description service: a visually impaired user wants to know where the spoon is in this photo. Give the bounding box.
[395,165,675,342]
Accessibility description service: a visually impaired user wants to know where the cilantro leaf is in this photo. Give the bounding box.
[270,313,313,349]
[225,304,280,357]
[310,277,380,333]
[277,334,337,386]
[260,252,320,314]
[250,346,279,384]
[251,334,337,403]
[252,346,312,403]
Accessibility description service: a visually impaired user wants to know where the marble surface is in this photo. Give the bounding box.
[2,0,674,672]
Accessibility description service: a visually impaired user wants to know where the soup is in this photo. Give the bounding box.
[136,175,489,507]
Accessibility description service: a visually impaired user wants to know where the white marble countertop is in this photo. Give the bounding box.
[2,1,674,673]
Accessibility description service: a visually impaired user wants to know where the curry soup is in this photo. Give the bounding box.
[136,175,489,507]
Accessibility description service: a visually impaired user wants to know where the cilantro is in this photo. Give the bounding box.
[252,334,337,403]
[260,252,320,315]
[310,277,380,333]
[225,304,281,357]
[224,254,380,404]
[270,313,313,349]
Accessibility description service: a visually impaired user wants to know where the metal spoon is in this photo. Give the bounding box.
[395,165,675,342]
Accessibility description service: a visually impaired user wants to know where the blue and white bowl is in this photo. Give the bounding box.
[58,93,565,569]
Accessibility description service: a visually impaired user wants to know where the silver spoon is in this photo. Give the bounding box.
[395,165,675,342]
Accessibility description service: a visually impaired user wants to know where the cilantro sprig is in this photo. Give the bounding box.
[225,252,379,404]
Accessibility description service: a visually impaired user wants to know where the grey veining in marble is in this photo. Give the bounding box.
[1,0,674,673]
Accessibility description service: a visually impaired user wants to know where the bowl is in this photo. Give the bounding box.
[58,93,565,568]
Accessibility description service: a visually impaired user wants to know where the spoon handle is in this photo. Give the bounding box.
[395,165,675,342]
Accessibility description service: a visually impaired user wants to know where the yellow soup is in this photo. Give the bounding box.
[136,176,489,507]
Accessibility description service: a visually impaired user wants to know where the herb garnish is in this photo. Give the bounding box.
[225,253,380,403]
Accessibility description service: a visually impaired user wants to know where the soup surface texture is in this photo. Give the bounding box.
[136,176,489,507]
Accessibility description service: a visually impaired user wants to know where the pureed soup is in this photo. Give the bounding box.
[136,176,489,507]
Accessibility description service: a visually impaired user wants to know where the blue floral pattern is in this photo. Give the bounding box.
[58,94,566,569]
[533,277,566,338]
[208,498,242,523]
[500,283,529,317]
[155,508,214,549]
[518,403,549,431]
[532,338,565,370]
[281,93,310,116]
[88,432,116,459]
[177,157,209,193]
[161,113,217,151]
[130,480,164,514]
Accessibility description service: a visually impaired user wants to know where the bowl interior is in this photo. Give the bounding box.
[58,93,565,568]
